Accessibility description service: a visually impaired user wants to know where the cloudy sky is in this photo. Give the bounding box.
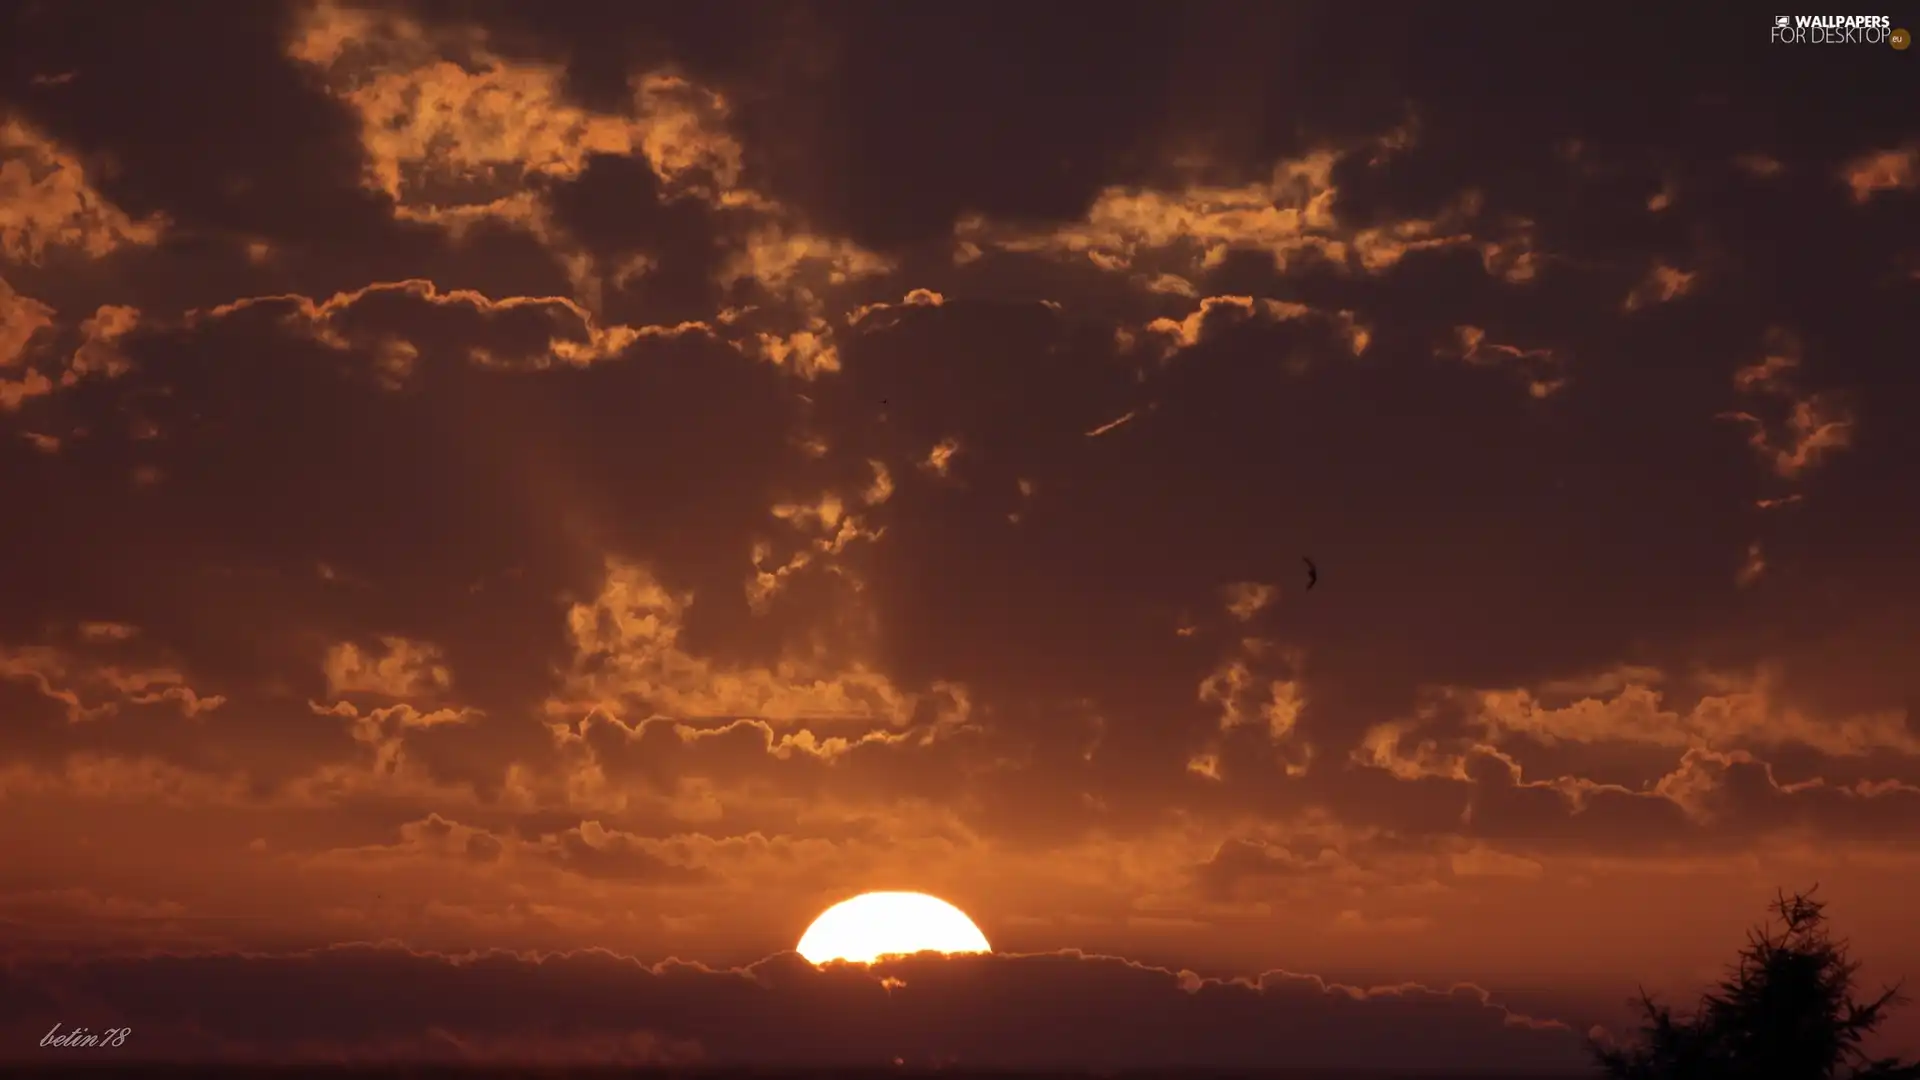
[2,0,1917,1070]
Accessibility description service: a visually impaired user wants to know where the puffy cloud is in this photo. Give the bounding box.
[0,277,55,367]
[323,637,452,698]
[0,116,165,262]
[287,3,742,215]
[0,278,139,409]
[284,0,891,332]
[1395,665,1920,759]
[1192,637,1312,781]
[64,304,140,384]
[845,287,946,329]
[0,275,57,409]
[1220,581,1278,622]
[953,141,1514,285]
[549,559,960,731]
[1136,294,1371,363]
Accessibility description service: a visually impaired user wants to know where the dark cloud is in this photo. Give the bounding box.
[0,3,376,243]
[0,945,1585,1071]
[544,151,723,324]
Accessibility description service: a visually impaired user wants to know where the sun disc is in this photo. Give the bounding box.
[796,891,991,965]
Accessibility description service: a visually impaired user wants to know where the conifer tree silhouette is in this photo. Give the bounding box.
[1594,887,1920,1079]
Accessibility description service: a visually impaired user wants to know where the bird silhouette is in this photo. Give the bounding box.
[1302,556,1318,591]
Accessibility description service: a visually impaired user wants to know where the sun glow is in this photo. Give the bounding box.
[796,891,992,965]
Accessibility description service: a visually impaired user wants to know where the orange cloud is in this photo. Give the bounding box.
[548,558,967,732]
[0,279,136,410]
[1718,328,1855,482]
[292,699,484,809]
[1084,410,1141,438]
[1425,666,1920,758]
[720,221,893,310]
[845,288,946,329]
[1438,324,1567,398]
[288,4,739,212]
[0,275,56,410]
[199,279,690,376]
[1221,581,1278,622]
[912,437,959,478]
[0,641,226,724]
[1188,814,1448,907]
[1353,724,1920,851]
[1840,143,1918,203]
[1196,638,1311,777]
[1735,540,1766,588]
[62,304,140,385]
[285,1,889,325]
[1332,909,1433,934]
[1450,845,1545,880]
[751,476,893,610]
[954,135,1523,285]
[196,277,888,386]
[0,276,55,366]
[748,324,841,379]
[1652,747,1920,832]
[1622,260,1698,312]
[0,116,165,262]
[324,637,453,698]
[1135,294,1370,363]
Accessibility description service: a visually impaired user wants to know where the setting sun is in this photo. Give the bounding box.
[796,892,992,965]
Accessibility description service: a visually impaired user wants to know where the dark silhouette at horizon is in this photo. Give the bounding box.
[1595,889,1920,1080]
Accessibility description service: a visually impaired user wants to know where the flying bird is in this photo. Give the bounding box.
[1303,556,1318,591]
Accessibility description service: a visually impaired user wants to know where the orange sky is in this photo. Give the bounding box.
[1,1,1917,1071]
